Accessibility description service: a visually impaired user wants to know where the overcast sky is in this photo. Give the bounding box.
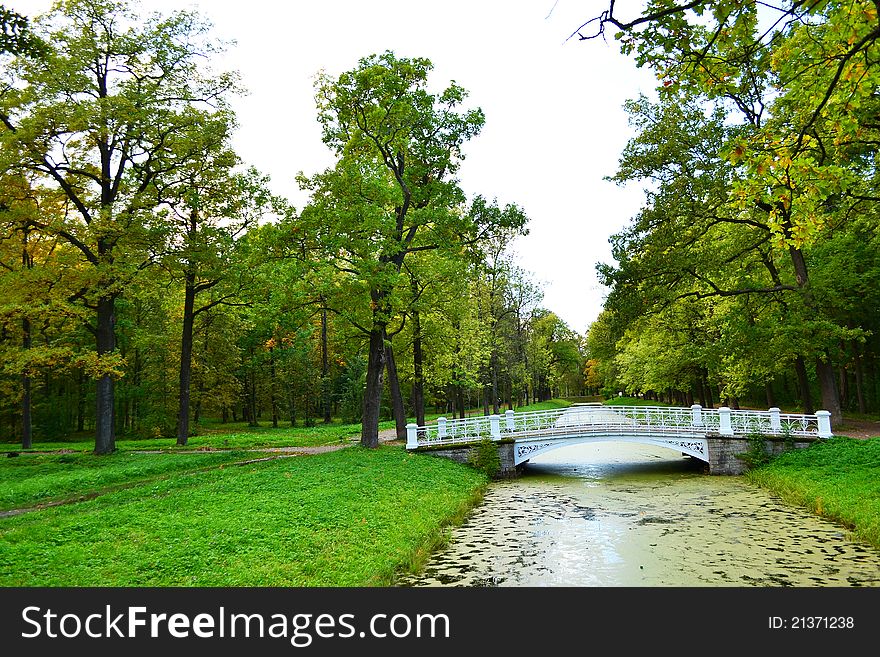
[14,0,657,334]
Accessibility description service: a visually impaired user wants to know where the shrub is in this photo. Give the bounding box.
[468,439,501,478]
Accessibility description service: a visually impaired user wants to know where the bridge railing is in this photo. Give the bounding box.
[407,404,832,449]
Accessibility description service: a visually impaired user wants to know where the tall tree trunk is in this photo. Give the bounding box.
[95,295,116,454]
[249,370,258,427]
[788,243,841,422]
[411,299,425,426]
[385,338,407,441]
[361,313,386,448]
[288,387,297,428]
[248,348,258,427]
[490,351,500,415]
[853,345,867,415]
[76,368,85,432]
[794,355,814,415]
[270,346,279,429]
[704,370,714,409]
[321,307,332,424]
[193,327,209,425]
[21,317,32,450]
[131,346,141,432]
[765,381,776,408]
[816,357,842,424]
[20,233,32,449]
[176,269,196,446]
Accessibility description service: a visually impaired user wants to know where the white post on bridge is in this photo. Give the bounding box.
[489,414,501,440]
[505,409,515,431]
[690,404,703,427]
[438,417,448,439]
[406,423,418,449]
[816,410,833,438]
[718,407,734,435]
[769,407,781,433]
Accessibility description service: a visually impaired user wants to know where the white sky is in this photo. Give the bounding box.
[13,0,657,334]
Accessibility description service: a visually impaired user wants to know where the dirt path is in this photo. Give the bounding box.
[830,418,880,439]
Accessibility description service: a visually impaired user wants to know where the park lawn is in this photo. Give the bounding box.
[0,451,275,512]
[603,396,672,407]
[513,399,571,412]
[0,446,487,586]
[0,420,390,453]
[747,436,880,549]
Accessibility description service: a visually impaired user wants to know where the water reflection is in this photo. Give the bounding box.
[399,442,880,587]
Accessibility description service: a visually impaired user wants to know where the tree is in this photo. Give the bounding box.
[301,51,513,447]
[0,176,81,447]
[165,160,278,445]
[577,0,880,423]
[0,5,44,57]
[0,0,239,452]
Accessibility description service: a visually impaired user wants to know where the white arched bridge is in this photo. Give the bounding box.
[405,404,833,475]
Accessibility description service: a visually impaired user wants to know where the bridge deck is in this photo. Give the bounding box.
[407,404,831,450]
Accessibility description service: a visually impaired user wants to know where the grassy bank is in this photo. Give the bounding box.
[0,446,487,586]
[747,437,880,549]
[0,451,274,512]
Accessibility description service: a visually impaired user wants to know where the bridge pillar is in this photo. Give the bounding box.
[718,407,734,435]
[690,404,703,426]
[489,414,501,439]
[505,409,515,431]
[406,423,418,449]
[438,417,448,439]
[769,407,781,433]
[816,410,832,438]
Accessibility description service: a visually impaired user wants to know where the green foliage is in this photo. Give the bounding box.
[334,356,366,424]
[582,1,880,416]
[0,7,595,451]
[739,432,772,470]
[468,438,501,478]
[0,5,45,56]
[0,447,487,586]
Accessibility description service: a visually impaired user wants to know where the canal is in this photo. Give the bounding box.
[399,442,880,586]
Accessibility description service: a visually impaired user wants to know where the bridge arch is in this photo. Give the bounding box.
[513,434,710,466]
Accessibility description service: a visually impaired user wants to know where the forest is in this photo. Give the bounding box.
[0,1,587,452]
[582,0,880,425]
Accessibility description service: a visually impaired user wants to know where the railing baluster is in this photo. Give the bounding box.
[405,404,829,448]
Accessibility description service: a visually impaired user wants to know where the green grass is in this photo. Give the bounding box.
[1,420,393,453]
[0,451,272,512]
[513,399,572,412]
[747,437,880,549]
[603,396,673,407]
[0,446,487,586]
